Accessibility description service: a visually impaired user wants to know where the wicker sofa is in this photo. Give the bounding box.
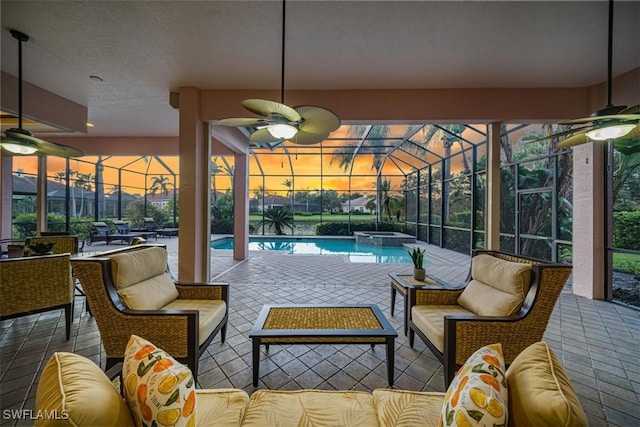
[70,245,228,381]
[34,340,587,426]
[408,250,572,386]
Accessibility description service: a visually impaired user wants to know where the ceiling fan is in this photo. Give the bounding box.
[217,0,340,146]
[0,29,84,157]
[540,0,639,149]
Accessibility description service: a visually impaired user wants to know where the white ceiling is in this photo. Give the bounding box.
[1,0,639,137]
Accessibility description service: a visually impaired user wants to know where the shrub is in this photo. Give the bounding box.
[315,221,404,236]
[613,211,640,251]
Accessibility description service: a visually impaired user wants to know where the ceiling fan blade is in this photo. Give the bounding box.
[560,113,640,125]
[619,104,640,115]
[217,118,267,127]
[556,132,590,149]
[289,130,328,145]
[241,99,301,122]
[295,105,341,135]
[527,125,596,144]
[3,129,84,157]
[249,128,283,144]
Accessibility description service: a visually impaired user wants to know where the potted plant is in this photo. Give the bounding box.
[28,242,56,256]
[408,247,426,281]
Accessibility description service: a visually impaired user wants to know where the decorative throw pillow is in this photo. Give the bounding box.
[439,343,508,427]
[123,335,196,427]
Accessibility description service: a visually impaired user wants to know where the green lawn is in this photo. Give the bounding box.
[612,252,640,275]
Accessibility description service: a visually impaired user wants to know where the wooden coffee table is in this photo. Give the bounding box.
[249,304,397,387]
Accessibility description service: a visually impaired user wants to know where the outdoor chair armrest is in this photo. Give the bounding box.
[444,312,543,367]
[175,282,229,300]
[109,308,199,360]
[411,286,464,306]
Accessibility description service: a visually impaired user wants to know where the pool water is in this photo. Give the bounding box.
[210,237,431,265]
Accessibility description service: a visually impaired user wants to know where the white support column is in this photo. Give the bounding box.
[37,156,47,234]
[572,142,605,299]
[485,122,501,250]
[178,87,211,282]
[0,153,12,243]
[233,152,249,261]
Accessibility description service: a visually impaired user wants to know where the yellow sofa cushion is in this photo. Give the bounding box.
[411,305,474,353]
[458,254,532,316]
[34,352,134,426]
[440,343,508,427]
[241,390,378,427]
[373,389,444,427]
[163,299,227,346]
[196,389,250,427]
[109,247,178,310]
[123,335,196,427]
[506,341,588,427]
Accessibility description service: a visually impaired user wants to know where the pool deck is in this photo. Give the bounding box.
[1,236,639,426]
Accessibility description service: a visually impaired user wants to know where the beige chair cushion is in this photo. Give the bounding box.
[34,352,134,427]
[458,254,532,316]
[109,246,168,288]
[373,389,444,427]
[241,390,378,427]
[196,389,250,427]
[117,273,179,310]
[109,247,178,310]
[506,341,588,427]
[411,305,474,353]
[163,299,227,345]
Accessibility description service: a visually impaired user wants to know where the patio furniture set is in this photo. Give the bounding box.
[16,243,585,425]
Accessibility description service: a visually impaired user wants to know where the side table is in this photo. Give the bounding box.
[389,273,442,335]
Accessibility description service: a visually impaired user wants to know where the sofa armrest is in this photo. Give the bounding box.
[105,362,124,381]
[175,282,229,301]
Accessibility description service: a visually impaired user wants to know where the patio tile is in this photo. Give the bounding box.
[1,240,639,426]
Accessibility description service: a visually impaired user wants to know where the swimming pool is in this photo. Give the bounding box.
[210,237,432,264]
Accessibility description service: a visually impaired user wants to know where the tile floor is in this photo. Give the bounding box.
[1,238,639,426]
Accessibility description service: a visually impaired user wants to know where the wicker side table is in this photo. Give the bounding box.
[389,273,441,336]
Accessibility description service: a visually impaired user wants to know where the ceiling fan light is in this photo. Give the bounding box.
[268,123,297,139]
[586,123,636,141]
[1,141,38,155]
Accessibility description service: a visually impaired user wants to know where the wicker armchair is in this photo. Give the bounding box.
[0,254,74,339]
[408,250,572,386]
[70,244,229,381]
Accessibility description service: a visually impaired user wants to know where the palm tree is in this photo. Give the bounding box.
[282,179,293,210]
[258,207,293,235]
[74,172,93,217]
[150,175,173,197]
[211,158,223,204]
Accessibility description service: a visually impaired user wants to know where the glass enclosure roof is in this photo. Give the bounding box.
[248,123,493,177]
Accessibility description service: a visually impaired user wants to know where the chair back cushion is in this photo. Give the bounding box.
[109,247,178,310]
[35,352,134,426]
[457,254,532,316]
[506,341,588,427]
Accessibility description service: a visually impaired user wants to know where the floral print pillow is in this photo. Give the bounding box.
[123,335,196,427]
[439,343,508,427]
